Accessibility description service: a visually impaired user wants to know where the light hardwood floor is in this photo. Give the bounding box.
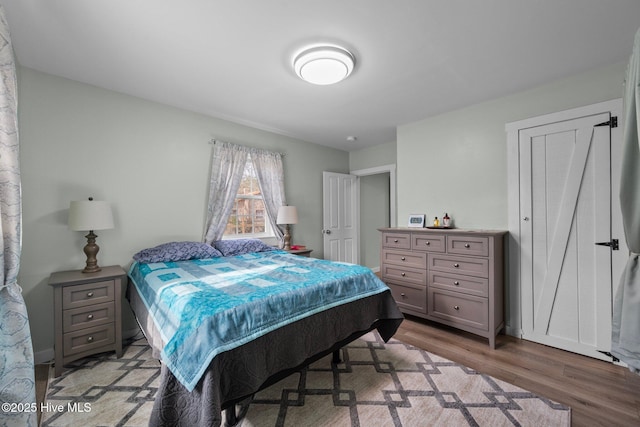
[396,315,640,427]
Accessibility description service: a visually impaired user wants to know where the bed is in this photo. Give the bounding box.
[126,240,403,426]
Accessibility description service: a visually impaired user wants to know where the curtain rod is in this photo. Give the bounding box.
[208,138,285,157]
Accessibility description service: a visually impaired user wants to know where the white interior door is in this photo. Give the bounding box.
[519,111,620,361]
[322,171,359,262]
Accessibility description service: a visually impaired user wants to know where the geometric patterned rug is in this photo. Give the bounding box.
[42,333,571,426]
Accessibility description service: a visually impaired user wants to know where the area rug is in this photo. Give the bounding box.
[42,333,570,426]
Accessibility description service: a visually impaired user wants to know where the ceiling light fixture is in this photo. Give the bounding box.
[294,45,355,85]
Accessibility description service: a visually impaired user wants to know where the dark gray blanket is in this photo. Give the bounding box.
[128,283,402,426]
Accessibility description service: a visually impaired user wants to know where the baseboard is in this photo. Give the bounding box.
[34,327,143,365]
[371,266,380,273]
[34,348,55,365]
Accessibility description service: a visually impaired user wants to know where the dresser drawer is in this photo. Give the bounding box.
[447,235,489,257]
[381,232,411,249]
[429,271,488,297]
[412,234,446,252]
[428,254,489,278]
[386,281,427,314]
[63,324,115,357]
[428,288,488,331]
[63,301,115,333]
[382,249,427,269]
[382,264,426,286]
[62,280,114,309]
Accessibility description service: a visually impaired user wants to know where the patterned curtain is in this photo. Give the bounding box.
[0,5,37,427]
[202,141,249,244]
[611,27,640,373]
[250,149,286,244]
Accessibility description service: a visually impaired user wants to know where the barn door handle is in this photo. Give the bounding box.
[595,239,619,250]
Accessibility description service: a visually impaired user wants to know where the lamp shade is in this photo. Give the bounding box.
[68,200,114,231]
[276,206,298,225]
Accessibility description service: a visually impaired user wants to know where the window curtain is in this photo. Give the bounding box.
[203,141,249,244]
[0,5,37,427]
[611,27,640,373]
[250,148,285,244]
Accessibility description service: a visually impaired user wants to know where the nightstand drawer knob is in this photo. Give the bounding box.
[87,336,94,343]
[454,305,460,310]
[401,257,406,261]
[454,281,460,286]
[86,292,94,298]
[425,241,430,245]
[401,272,406,277]
[453,263,460,268]
[394,239,398,243]
[400,293,406,297]
[87,314,94,320]
[464,243,470,248]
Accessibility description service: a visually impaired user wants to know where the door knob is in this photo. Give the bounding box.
[322,229,331,235]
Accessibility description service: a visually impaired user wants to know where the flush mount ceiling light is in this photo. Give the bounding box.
[293,45,355,85]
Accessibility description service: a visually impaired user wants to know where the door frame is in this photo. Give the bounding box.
[505,98,625,339]
[350,163,397,228]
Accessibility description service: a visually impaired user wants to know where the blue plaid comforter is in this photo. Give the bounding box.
[128,250,390,391]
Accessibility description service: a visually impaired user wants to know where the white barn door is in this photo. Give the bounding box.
[322,171,359,263]
[516,103,624,361]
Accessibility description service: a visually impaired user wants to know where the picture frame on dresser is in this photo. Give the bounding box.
[407,214,425,228]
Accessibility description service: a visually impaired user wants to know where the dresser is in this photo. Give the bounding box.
[379,228,506,348]
[49,265,126,376]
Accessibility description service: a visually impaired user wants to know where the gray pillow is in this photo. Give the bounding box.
[133,241,222,263]
[213,238,276,257]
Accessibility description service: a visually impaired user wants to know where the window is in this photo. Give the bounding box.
[224,156,274,238]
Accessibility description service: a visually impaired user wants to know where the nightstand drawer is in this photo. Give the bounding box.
[428,288,488,331]
[429,271,488,297]
[63,324,115,357]
[447,235,489,257]
[63,280,114,309]
[63,301,115,333]
[428,254,489,278]
[386,281,427,314]
[382,264,426,286]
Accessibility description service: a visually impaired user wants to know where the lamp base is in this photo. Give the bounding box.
[82,231,102,273]
[283,225,292,251]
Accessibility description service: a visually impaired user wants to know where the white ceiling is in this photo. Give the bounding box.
[3,1,640,151]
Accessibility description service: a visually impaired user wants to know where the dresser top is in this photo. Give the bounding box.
[378,227,508,237]
[49,265,127,287]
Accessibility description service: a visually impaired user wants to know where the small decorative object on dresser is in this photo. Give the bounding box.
[48,265,126,376]
[407,214,425,228]
[379,227,507,348]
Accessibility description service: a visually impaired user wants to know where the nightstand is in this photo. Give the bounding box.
[287,248,313,257]
[48,265,126,377]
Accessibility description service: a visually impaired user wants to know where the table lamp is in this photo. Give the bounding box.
[276,205,298,250]
[68,197,114,273]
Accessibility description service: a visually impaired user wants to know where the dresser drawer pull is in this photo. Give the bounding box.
[453,263,460,268]
[400,293,406,297]
[86,292,94,298]
[425,241,430,245]
[464,243,470,248]
[454,305,460,310]
[87,314,94,320]
[394,239,399,243]
[86,336,94,343]
[401,257,406,261]
[454,281,460,286]
[401,272,406,277]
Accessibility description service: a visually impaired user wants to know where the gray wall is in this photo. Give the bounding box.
[18,67,349,360]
